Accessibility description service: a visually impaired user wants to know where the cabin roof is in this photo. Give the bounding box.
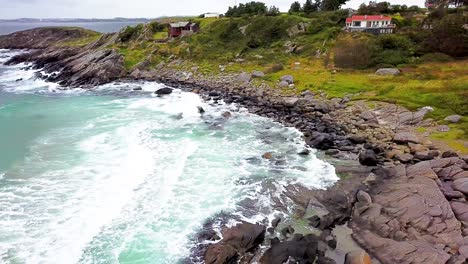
[346,15,392,23]
[169,22,190,28]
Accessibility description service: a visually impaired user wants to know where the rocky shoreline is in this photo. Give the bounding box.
[2,28,468,264]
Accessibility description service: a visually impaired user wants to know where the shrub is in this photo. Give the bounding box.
[424,13,468,57]
[373,50,410,66]
[225,1,268,17]
[420,52,454,62]
[245,16,293,47]
[377,34,413,51]
[119,24,143,42]
[265,63,284,73]
[149,21,166,33]
[334,36,375,69]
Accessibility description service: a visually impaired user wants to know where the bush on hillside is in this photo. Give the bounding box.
[225,1,268,17]
[119,24,144,42]
[423,13,468,57]
[265,63,284,73]
[218,20,244,43]
[149,21,166,33]
[266,6,281,16]
[420,52,454,62]
[245,16,298,47]
[376,34,413,51]
[334,36,375,69]
[373,50,410,66]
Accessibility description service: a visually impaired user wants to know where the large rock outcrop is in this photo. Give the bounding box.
[0,27,98,49]
[3,28,127,87]
[350,157,468,264]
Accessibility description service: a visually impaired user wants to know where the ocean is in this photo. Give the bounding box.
[0,21,144,35]
[0,49,338,263]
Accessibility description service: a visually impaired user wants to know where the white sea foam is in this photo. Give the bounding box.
[0,49,338,264]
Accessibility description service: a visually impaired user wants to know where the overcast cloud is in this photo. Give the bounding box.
[0,0,424,19]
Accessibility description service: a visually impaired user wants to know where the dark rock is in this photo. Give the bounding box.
[317,255,337,264]
[307,132,335,150]
[205,222,266,264]
[442,150,459,158]
[197,106,205,114]
[132,87,143,91]
[414,151,436,161]
[298,148,311,156]
[349,134,367,144]
[324,233,337,249]
[260,234,319,264]
[359,150,378,166]
[308,215,321,228]
[280,226,295,238]
[271,217,281,228]
[221,111,232,119]
[325,149,339,155]
[155,87,173,96]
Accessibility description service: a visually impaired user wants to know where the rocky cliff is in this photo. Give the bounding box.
[2,28,126,87]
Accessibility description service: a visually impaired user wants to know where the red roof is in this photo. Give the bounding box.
[346,15,392,23]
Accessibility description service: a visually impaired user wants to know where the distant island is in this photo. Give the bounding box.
[0,18,155,23]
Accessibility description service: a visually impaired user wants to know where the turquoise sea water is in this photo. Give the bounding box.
[0,49,338,264]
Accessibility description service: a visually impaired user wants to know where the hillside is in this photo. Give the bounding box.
[83,11,467,152]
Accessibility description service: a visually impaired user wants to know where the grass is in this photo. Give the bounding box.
[431,127,468,154]
[117,46,149,70]
[61,33,102,47]
[153,32,167,40]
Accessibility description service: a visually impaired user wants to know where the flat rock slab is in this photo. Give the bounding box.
[351,162,466,264]
[393,132,420,144]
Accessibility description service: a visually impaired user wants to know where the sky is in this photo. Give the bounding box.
[0,0,425,19]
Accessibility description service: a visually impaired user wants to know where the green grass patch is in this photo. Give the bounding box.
[153,32,168,40]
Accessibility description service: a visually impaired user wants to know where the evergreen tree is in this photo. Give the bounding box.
[321,0,348,11]
[289,1,302,13]
[267,6,281,16]
[303,0,317,14]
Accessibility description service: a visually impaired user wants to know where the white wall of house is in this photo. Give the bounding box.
[204,13,220,18]
[347,20,390,28]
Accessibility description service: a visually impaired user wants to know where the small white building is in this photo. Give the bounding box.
[345,15,395,34]
[204,13,221,18]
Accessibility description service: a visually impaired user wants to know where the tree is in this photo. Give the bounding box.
[303,0,318,14]
[424,13,468,57]
[358,1,391,14]
[322,0,348,11]
[289,1,302,13]
[266,6,281,16]
[426,0,466,8]
[225,1,268,17]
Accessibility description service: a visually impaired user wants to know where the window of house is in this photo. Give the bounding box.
[353,21,361,27]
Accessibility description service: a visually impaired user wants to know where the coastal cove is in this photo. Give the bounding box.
[1,22,468,264]
[0,50,340,263]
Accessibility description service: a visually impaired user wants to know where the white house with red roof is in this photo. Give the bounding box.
[345,15,395,34]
